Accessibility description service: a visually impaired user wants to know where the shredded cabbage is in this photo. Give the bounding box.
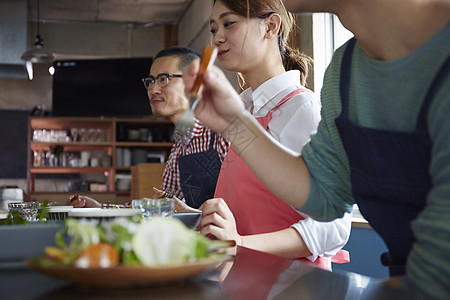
[52,216,214,266]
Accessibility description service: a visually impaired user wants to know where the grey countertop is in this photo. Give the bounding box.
[0,245,424,300]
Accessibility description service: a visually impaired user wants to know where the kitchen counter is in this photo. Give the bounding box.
[352,217,372,229]
[0,246,424,300]
[351,204,372,229]
[334,205,389,278]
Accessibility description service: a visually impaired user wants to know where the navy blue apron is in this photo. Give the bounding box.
[335,38,449,276]
[178,133,222,209]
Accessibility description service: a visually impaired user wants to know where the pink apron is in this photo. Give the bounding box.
[215,89,349,270]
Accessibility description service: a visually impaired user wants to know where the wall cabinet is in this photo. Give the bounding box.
[28,117,173,202]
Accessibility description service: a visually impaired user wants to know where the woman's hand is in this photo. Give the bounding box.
[151,187,200,213]
[67,194,101,208]
[184,60,245,135]
[197,198,242,245]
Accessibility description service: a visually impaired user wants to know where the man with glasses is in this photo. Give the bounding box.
[68,46,229,209]
[144,46,229,208]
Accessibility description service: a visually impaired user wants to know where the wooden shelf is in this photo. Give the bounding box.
[28,117,173,201]
[115,167,131,171]
[30,167,113,174]
[30,117,113,129]
[31,142,112,152]
[31,142,112,146]
[115,142,173,147]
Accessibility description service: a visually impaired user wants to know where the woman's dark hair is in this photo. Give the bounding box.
[214,0,312,86]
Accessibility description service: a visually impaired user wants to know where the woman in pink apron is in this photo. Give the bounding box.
[197,0,350,270]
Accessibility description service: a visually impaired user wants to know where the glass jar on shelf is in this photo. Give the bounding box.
[69,152,81,167]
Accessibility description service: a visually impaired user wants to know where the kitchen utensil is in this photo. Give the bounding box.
[161,189,201,213]
[176,45,218,143]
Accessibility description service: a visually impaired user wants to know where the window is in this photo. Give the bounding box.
[312,13,353,93]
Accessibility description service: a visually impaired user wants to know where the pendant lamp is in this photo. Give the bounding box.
[21,0,54,79]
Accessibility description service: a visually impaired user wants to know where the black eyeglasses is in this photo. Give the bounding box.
[142,73,183,89]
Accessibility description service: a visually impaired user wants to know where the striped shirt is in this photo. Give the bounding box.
[302,25,449,298]
[161,119,230,201]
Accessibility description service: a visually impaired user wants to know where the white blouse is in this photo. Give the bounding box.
[240,70,352,265]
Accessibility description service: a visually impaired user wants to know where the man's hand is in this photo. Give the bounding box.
[67,194,102,208]
[152,187,200,213]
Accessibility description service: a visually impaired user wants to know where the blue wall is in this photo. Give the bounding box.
[332,226,389,279]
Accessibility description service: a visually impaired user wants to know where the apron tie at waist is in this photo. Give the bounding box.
[331,249,350,264]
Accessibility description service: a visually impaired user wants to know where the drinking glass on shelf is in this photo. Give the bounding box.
[70,128,79,142]
[87,128,96,142]
[42,129,49,142]
[50,130,58,142]
[58,130,67,142]
[80,128,87,142]
[95,128,103,142]
[33,130,40,142]
[123,148,131,167]
[132,199,174,221]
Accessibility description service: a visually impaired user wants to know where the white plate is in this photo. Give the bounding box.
[68,208,140,218]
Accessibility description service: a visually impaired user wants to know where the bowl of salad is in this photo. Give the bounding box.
[26,216,233,288]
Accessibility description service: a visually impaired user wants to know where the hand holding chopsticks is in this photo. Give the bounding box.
[175,45,218,143]
[152,187,201,213]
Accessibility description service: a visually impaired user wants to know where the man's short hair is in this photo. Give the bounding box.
[154,46,200,72]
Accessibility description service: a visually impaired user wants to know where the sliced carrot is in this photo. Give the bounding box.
[75,243,119,268]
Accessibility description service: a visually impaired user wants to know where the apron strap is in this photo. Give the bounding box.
[267,88,306,115]
[257,88,307,129]
[338,38,357,120]
[415,55,450,133]
[209,132,216,150]
[338,37,449,136]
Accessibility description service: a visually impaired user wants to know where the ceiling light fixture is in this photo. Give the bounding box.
[21,0,54,80]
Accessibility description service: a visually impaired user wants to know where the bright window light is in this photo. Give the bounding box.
[312,13,354,93]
